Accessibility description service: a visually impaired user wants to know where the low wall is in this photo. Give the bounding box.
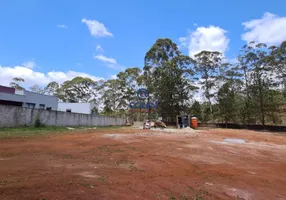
[0,105,125,128]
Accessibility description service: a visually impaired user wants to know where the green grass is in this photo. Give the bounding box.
[0,126,70,138]
[0,125,125,139]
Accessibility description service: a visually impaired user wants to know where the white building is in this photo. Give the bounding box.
[0,85,58,110]
[58,103,96,114]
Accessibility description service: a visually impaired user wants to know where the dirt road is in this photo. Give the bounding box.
[0,127,286,200]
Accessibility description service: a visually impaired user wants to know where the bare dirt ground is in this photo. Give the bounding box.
[0,127,286,200]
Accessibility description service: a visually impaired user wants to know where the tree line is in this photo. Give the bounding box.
[9,39,286,125]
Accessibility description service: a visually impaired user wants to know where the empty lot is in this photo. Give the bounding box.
[0,127,286,200]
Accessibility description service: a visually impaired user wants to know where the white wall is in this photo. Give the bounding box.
[58,103,93,114]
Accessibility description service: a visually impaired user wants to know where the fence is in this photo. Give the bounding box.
[199,123,286,132]
[0,105,125,128]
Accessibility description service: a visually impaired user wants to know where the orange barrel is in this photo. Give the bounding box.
[191,117,198,129]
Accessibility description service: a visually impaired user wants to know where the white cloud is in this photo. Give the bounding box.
[22,61,36,69]
[0,65,103,87]
[81,18,113,37]
[110,75,117,79]
[106,63,126,71]
[242,12,286,45]
[57,24,68,29]
[180,25,229,57]
[94,55,126,71]
[94,54,117,64]
[96,45,104,52]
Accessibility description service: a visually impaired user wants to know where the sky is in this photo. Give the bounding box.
[1,0,286,88]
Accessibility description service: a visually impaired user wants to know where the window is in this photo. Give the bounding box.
[39,104,45,109]
[26,103,35,109]
[46,107,52,110]
[66,109,71,113]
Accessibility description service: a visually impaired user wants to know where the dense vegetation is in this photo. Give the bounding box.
[10,39,286,125]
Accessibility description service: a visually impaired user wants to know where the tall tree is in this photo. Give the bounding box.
[194,51,222,117]
[9,77,25,90]
[44,81,60,96]
[269,41,286,96]
[100,79,122,116]
[144,38,196,120]
[29,84,44,94]
[190,101,202,122]
[60,77,99,103]
[238,42,281,125]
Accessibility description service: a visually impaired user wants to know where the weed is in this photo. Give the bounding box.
[126,145,137,150]
[62,154,73,159]
[192,195,204,200]
[180,195,189,200]
[188,186,194,191]
[169,195,176,200]
[98,176,106,182]
[199,189,209,196]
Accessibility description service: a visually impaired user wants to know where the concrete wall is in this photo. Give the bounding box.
[0,105,125,128]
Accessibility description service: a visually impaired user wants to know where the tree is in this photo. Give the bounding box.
[144,38,196,120]
[10,77,25,90]
[29,84,44,94]
[241,42,274,126]
[190,101,202,122]
[100,79,123,116]
[117,67,142,110]
[194,51,222,118]
[44,81,60,96]
[269,41,286,96]
[60,77,99,103]
[217,82,237,124]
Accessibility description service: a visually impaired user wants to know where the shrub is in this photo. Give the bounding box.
[34,115,44,128]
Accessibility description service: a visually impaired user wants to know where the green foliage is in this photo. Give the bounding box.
[190,101,202,121]
[29,84,44,94]
[9,77,25,90]
[144,38,196,119]
[34,115,43,128]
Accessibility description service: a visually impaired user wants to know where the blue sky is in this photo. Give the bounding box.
[1,0,286,87]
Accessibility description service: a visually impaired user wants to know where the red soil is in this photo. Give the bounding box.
[0,128,285,200]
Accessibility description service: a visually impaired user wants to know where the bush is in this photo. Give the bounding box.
[34,115,44,128]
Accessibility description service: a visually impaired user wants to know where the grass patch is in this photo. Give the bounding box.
[98,145,124,153]
[0,126,70,138]
[98,176,106,182]
[0,125,125,139]
[126,145,137,150]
